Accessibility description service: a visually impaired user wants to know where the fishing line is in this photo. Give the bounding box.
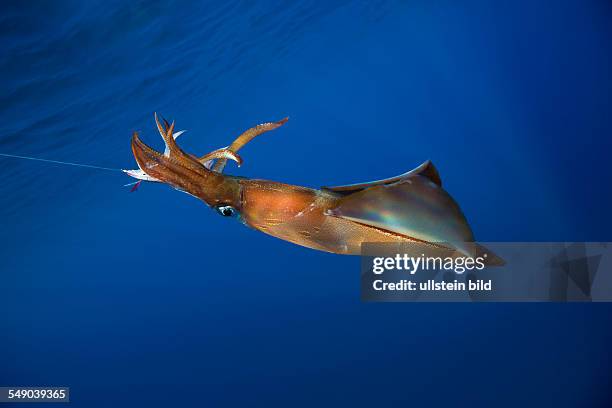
[0,152,123,173]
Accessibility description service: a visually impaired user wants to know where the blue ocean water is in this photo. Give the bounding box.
[1,1,612,406]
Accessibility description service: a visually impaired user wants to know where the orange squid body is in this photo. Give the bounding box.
[239,180,411,254]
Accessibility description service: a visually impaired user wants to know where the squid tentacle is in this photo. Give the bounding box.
[211,117,288,173]
[198,147,243,167]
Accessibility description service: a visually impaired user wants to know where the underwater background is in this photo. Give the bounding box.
[1,0,612,406]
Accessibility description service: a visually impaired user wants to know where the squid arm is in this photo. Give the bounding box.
[123,115,287,182]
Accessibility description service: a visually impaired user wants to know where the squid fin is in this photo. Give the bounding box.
[326,174,475,255]
[322,160,442,195]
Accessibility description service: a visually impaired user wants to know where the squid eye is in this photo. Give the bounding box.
[215,205,236,217]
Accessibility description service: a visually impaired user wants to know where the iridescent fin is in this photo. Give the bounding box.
[322,160,441,195]
[326,175,475,255]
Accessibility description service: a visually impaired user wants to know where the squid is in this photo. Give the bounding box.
[125,114,501,263]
